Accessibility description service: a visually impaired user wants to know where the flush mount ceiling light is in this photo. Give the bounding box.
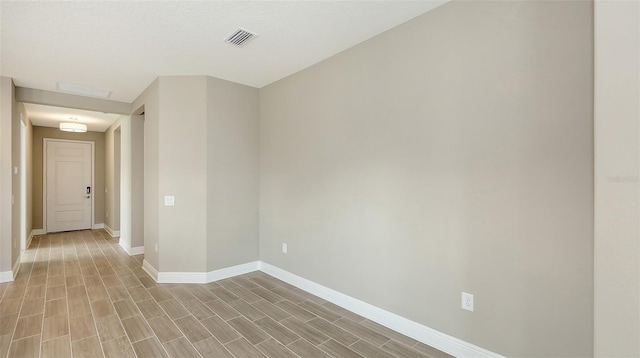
[57,81,112,98]
[60,117,87,133]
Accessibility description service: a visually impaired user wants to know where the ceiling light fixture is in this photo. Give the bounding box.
[60,117,87,133]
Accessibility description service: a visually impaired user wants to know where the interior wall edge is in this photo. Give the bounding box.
[15,86,131,115]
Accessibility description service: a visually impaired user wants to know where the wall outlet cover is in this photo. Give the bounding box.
[462,292,474,311]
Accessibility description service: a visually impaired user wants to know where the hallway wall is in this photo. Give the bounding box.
[0,78,15,274]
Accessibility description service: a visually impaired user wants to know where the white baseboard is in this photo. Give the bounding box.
[118,239,131,255]
[92,223,105,230]
[142,259,158,281]
[156,261,260,284]
[104,224,121,238]
[129,246,144,255]
[260,262,502,358]
[118,239,144,256]
[26,229,42,249]
[12,257,20,279]
[206,261,261,282]
[0,271,13,283]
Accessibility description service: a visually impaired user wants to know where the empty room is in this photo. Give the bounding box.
[0,1,637,357]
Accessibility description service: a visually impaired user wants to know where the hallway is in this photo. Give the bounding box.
[0,230,448,358]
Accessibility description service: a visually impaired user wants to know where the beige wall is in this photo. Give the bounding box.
[105,120,116,230]
[14,102,33,252]
[105,117,123,232]
[25,107,33,248]
[130,116,144,249]
[11,91,22,269]
[133,79,160,269]
[0,77,14,273]
[31,126,106,230]
[158,76,208,272]
[594,1,640,356]
[15,87,130,115]
[135,76,210,272]
[259,1,593,357]
[134,75,259,274]
[108,114,144,254]
[206,77,259,271]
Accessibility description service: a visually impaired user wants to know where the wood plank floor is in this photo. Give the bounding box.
[0,230,452,358]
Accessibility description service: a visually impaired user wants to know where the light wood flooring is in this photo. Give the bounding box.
[0,230,452,358]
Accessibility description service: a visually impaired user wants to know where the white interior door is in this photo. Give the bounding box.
[46,140,93,232]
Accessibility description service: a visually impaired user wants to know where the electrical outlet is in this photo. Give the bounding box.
[155,243,158,253]
[462,292,474,311]
[164,196,175,206]
[282,243,288,254]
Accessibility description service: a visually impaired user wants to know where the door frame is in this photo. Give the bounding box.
[43,138,95,234]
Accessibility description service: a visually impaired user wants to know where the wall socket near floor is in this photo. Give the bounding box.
[462,292,474,311]
[282,243,288,254]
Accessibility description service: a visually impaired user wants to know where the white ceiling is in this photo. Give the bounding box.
[0,1,446,103]
[24,103,121,132]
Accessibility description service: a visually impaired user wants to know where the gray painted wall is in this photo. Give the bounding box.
[131,116,144,249]
[134,76,259,273]
[11,94,23,270]
[206,77,259,271]
[105,120,121,232]
[157,76,208,273]
[259,2,593,356]
[0,78,14,273]
[133,79,160,270]
[594,1,640,356]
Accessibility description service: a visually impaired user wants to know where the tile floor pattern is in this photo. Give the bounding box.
[0,230,453,358]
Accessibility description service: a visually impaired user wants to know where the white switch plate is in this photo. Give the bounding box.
[282,243,288,254]
[164,196,175,206]
[462,292,474,311]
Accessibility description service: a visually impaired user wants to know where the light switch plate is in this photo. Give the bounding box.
[164,196,175,206]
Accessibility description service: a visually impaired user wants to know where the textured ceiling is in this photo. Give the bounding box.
[0,1,446,103]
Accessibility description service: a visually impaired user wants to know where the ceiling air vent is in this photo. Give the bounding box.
[224,28,257,47]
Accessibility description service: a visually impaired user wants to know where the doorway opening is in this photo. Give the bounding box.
[43,139,94,233]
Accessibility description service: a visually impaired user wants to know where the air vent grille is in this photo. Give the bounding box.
[224,28,257,47]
